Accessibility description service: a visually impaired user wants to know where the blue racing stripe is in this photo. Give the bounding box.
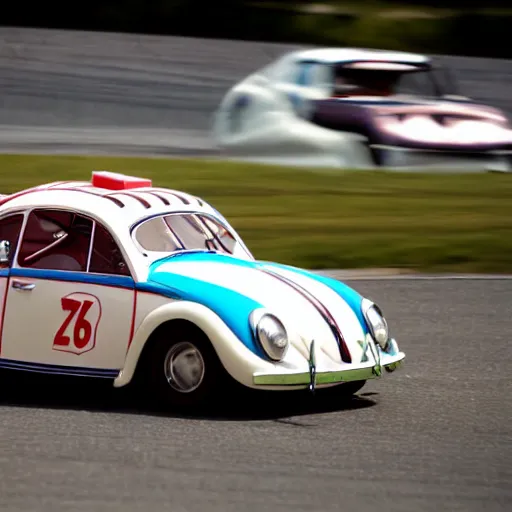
[146,260,265,357]
[333,98,479,107]
[9,268,134,289]
[147,252,369,346]
[2,253,368,360]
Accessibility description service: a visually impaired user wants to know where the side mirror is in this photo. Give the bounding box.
[0,240,10,265]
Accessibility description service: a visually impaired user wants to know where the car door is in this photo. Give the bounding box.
[0,212,26,354]
[0,208,135,378]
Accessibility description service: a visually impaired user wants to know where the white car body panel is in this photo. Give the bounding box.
[1,277,134,369]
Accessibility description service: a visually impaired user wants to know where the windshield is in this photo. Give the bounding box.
[133,212,252,259]
[333,62,449,98]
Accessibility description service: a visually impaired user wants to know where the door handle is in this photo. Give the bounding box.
[12,280,35,291]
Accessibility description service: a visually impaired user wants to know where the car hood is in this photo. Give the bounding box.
[144,251,368,364]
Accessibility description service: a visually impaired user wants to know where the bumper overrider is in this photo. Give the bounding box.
[252,335,405,391]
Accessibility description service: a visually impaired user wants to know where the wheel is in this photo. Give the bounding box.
[140,322,230,411]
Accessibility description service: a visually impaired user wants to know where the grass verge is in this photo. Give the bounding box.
[1,154,511,274]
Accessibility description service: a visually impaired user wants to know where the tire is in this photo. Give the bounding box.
[141,322,230,411]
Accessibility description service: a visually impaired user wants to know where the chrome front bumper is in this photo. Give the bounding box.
[252,337,405,389]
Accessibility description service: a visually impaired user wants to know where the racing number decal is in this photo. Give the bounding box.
[53,292,102,355]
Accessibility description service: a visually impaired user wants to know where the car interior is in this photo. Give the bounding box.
[17,209,130,276]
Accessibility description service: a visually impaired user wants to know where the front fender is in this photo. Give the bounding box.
[114,300,268,388]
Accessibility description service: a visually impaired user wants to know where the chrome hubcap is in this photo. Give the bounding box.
[164,342,205,393]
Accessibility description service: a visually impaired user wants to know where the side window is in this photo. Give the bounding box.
[199,215,250,258]
[165,214,212,250]
[135,217,180,252]
[296,62,315,86]
[311,64,335,93]
[0,213,24,266]
[18,209,93,271]
[276,61,301,84]
[89,224,130,276]
[200,216,237,254]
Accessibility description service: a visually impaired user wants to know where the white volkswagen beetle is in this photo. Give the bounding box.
[0,171,404,408]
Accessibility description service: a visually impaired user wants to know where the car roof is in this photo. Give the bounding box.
[288,47,430,65]
[0,172,218,232]
[0,172,250,280]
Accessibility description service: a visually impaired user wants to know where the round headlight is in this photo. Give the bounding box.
[250,311,289,361]
[362,299,389,349]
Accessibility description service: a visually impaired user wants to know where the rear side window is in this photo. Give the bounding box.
[15,209,130,277]
[89,224,130,276]
[18,210,92,271]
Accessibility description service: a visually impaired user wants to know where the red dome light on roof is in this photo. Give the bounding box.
[92,171,152,190]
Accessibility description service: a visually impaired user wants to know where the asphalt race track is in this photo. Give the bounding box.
[0,278,511,512]
[0,27,511,512]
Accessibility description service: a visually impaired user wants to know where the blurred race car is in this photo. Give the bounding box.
[212,48,512,171]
